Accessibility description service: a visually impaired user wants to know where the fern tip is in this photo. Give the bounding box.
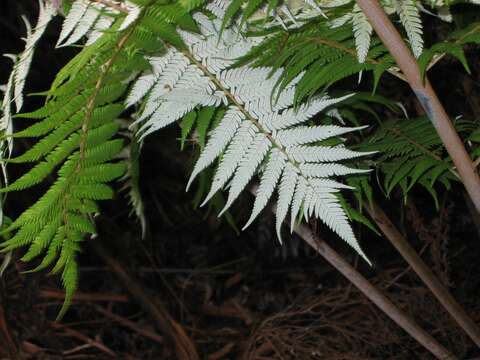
[185,174,197,192]
[241,217,255,231]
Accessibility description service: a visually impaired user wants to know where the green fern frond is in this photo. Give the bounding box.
[358,117,476,207]
[0,0,200,318]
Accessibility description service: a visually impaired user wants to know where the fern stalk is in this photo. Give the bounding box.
[356,0,480,347]
[365,201,480,352]
[289,206,455,360]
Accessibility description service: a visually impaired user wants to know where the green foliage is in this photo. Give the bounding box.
[238,19,394,102]
[179,106,223,150]
[417,22,480,80]
[1,46,129,320]
[0,0,195,318]
[357,117,477,208]
[2,0,480,320]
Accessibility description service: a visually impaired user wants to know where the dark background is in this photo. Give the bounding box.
[1,1,480,359]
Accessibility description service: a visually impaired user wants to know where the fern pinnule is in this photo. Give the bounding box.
[243,148,285,229]
[275,163,298,241]
[219,133,271,215]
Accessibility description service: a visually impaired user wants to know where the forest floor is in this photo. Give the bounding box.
[1,1,480,359]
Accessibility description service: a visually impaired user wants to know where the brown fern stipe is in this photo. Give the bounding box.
[289,215,456,359]
[356,0,480,348]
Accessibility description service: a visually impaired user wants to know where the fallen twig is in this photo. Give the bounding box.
[39,289,129,303]
[51,321,115,357]
[201,300,253,325]
[95,305,164,344]
[207,342,235,360]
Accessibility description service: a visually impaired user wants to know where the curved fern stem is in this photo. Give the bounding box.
[291,208,456,360]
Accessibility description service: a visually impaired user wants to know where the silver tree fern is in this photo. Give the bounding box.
[127,3,373,261]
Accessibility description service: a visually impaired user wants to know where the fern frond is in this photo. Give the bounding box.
[0,0,200,317]
[0,8,139,319]
[127,10,372,261]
